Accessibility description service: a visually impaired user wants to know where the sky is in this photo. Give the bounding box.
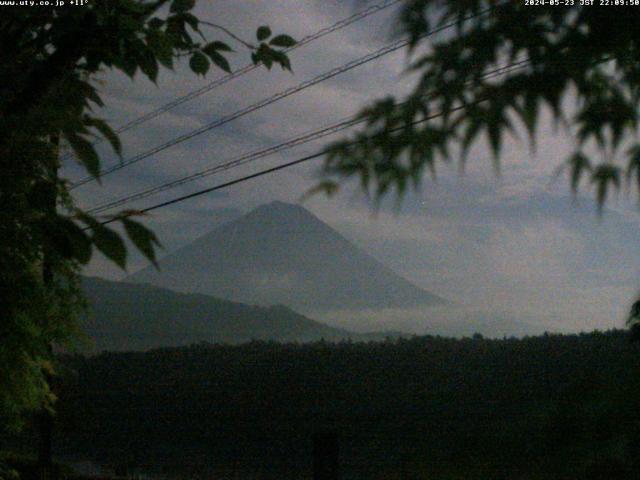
[65,0,640,337]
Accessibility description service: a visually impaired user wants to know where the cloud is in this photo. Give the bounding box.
[73,1,640,337]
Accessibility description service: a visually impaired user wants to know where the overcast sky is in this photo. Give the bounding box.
[65,0,640,337]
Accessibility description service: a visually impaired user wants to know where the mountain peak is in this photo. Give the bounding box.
[248,201,314,219]
[128,201,445,314]
[265,200,300,210]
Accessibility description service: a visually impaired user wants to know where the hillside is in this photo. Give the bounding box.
[80,277,388,351]
[55,330,640,479]
[127,201,445,315]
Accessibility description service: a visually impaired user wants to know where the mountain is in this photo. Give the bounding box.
[80,277,393,352]
[127,201,445,314]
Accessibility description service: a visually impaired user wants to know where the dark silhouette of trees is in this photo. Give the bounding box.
[42,330,640,479]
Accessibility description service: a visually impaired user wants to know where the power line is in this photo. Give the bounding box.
[111,55,612,221]
[60,0,403,164]
[111,0,404,135]
[69,32,432,189]
[95,96,504,228]
[86,116,364,214]
[70,9,494,190]
[87,60,531,215]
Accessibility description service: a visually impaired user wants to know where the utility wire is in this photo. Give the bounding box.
[87,59,531,215]
[70,8,495,190]
[96,91,523,229]
[86,116,365,214]
[113,0,404,135]
[61,0,403,163]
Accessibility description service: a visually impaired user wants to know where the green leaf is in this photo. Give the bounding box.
[205,49,231,73]
[55,217,92,264]
[261,52,273,69]
[78,80,104,107]
[487,119,502,160]
[166,16,188,44]
[256,26,272,41]
[77,212,127,269]
[119,54,138,78]
[189,51,209,76]
[138,46,160,83]
[147,30,174,69]
[519,93,539,141]
[170,0,195,13]
[302,180,339,201]
[181,12,199,31]
[148,17,164,30]
[203,40,233,53]
[92,224,127,270]
[84,116,122,157]
[254,45,273,69]
[65,132,100,179]
[564,151,592,194]
[591,163,621,212]
[122,217,162,268]
[269,34,296,48]
[270,49,292,72]
[280,55,291,72]
[625,144,640,194]
[461,116,482,160]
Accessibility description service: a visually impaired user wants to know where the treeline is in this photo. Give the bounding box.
[44,331,640,478]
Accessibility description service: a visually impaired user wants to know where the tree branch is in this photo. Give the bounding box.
[198,21,255,50]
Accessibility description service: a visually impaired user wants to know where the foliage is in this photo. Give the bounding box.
[46,330,640,479]
[626,299,640,341]
[320,1,640,207]
[0,0,294,431]
[0,452,73,480]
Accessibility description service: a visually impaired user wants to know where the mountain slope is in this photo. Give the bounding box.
[81,277,375,351]
[127,201,444,314]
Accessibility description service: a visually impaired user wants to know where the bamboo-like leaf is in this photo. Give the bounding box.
[301,180,339,201]
[625,145,640,195]
[591,163,621,213]
[566,152,592,194]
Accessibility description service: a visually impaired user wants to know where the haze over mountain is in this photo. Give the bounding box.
[317,183,640,336]
[127,201,444,315]
[81,277,394,351]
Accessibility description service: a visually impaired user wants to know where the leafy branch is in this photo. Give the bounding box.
[319,1,640,210]
[0,0,297,430]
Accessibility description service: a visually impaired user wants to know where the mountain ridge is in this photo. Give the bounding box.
[127,201,445,314]
[80,276,401,351]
